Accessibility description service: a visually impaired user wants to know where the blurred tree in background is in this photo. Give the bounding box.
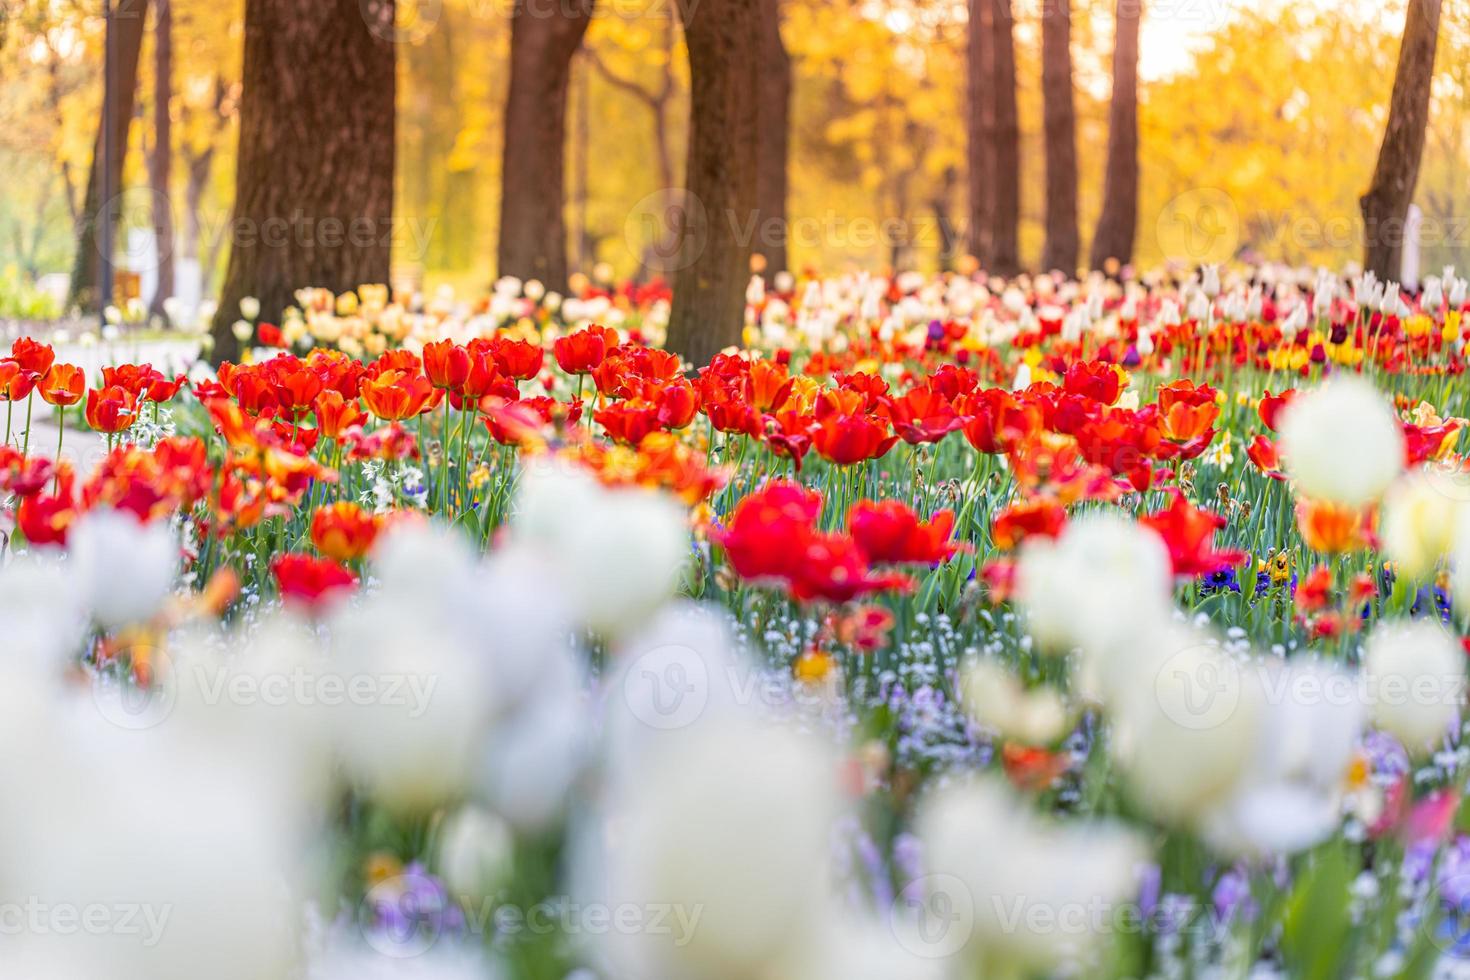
[2,0,1469,316]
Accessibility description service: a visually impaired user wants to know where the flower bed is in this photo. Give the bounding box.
[3,264,1470,977]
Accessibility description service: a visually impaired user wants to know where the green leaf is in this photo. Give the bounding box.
[1281,845,1355,980]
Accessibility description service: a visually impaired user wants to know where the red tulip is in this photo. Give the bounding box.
[272,553,357,610]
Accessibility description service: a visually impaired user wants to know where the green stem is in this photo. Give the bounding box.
[21,394,32,457]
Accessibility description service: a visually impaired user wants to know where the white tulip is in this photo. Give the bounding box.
[917,776,1146,973]
[579,717,839,980]
[1199,660,1364,857]
[1016,513,1173,658]
[1380,473,1464,581]
[959,659,1070,745]
[1363,620,1465,755]
[67,510,177,629]
[513,460,688,637]
[1278,377,1405,506]
[436,805,515,903]
[1110,625,1264,826]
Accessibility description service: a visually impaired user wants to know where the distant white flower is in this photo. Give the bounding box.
[1278,377,1404,506]
[1201,264,1222,298]
[239,295,261,321]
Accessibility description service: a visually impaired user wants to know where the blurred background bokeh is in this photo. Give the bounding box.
[2,0,1467,317]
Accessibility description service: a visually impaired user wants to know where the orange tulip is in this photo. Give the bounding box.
[423,340,471,391]
[313,390,369,439]
[84,385,138,434]
[38,363,86,407]
[310,501,382,562]
[1159,400,1220,441]
[360,369,439,421]
[8,337,55,378]
[1296,498,1376,554]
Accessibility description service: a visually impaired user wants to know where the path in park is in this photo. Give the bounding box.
[13,337,202,471]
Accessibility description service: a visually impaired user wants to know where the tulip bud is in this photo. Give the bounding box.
[239,295,261,321]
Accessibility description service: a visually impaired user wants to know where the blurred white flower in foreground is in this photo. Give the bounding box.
[1198,660,1365,857]
[0,554,86,673]
[917,776,1146,974]
[1362,620,1464,756]
[67,508,178,629]
[1016,513,1172,658]
[1278,376,1404,506]
[322,522,589,822]
[307,940,495,980]
[1109,625,1265,826]
[960,658,1070,745]
[1380,472,1463,581]
[4,707,306,980]
[576,715,840,980]
[513,460,688,637]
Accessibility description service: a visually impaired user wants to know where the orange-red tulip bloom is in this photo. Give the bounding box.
[360,369,439,421]
[310,502,382,562]
[85,385,139,434]
[37,363,86,407]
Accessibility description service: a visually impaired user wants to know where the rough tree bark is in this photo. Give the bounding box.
[68,0,150,313]
[754,0,791,279]
[1040,0,1079,274]
[664,0,761,367]
[1089,0,1142,272]
[209,0,396,365]
[988,0,1020,277]
[147,0,174,321]
[966,0,995,268]
[1361,0,1442,282]
[497,0,595,293]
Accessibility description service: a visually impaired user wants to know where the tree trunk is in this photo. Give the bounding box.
[147,0,174,322]
[209,0,396,364]
[497,0,594,293]
[966,0,995,267]
[754,0,791,279]
[989,0,1020,277]
[664,0,761,368]
[68,0,150,314]
[1361,0,1442,282]
[1089,0,1142,272]
[1040,0,1079,275]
